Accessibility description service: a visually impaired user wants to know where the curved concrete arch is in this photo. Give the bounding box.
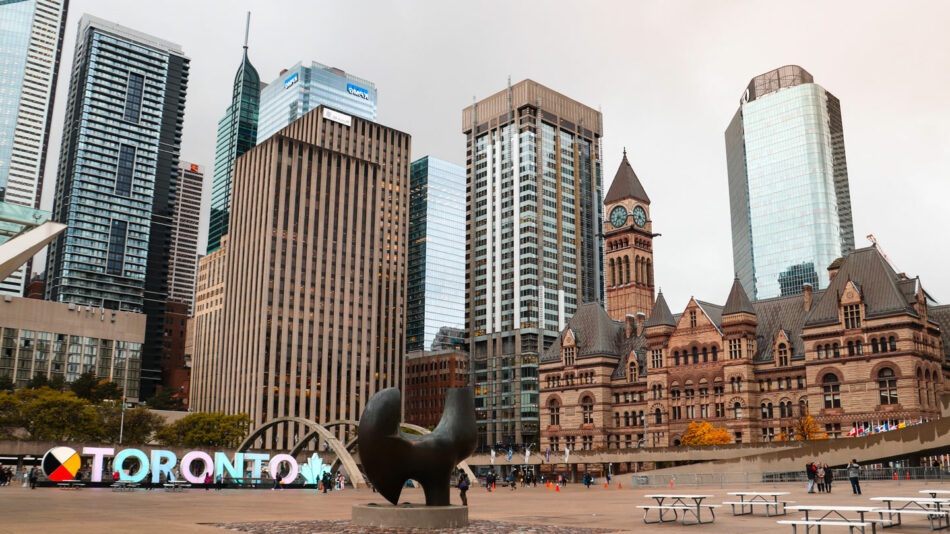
[237,417,365,488]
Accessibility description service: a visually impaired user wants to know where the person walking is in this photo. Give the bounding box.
[824,464,833,493]
[28,467,38,490]
[322,471,331,494]
[816,463,825,492]
[205,472,213,491]
[272,469,283,490]
[806,462,817,493]
[457,473,470,506]
[848,459,862,495]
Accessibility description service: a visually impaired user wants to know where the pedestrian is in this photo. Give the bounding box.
[847,459,862,495]
[805,462,817,493]
[824,464,833,493]
[205,472,212,491]
[113,470,120,483]
[457,473,469,506]
[606,472,611,486]
[28,467,38,490]
[816,463,825,492]
[216,473,223,490]
[272,469,283,490]
[322,471,331,493]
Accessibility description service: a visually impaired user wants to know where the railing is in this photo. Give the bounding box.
[630,466,950,488]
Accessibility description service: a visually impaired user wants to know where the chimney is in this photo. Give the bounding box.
[625,315,637,338]
[827,258,842,282]
[636,312,647,337]
[803,283,813,312]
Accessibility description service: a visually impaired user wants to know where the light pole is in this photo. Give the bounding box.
[118,377,128,444]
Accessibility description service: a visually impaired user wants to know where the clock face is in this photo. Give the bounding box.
[633,205,647,227]
[609,206,627,228]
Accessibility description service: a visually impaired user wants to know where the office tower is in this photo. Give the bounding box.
[406,156,465,353]
[726,65,855,300]
[45,15,189,398]
[191,106,409,446]
[207,12,259,253]
[0,0,68,295]
[463,79,604,447]
[168,162,202,313]
[257,61,376,142]
[187,238,226,413]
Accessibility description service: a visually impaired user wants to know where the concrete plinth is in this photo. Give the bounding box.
[351,504,468,529]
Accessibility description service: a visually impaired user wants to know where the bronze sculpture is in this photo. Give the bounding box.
[358,386,476,506]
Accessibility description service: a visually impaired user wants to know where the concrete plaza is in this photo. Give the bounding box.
[0,479,946,533]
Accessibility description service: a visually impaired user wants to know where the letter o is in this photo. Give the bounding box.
[181,451,214,484]
[269,454,299,484]
[114,448,149,483]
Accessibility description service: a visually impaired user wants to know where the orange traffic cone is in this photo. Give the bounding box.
[893,472,898,480]
[492,482,496,490]
[604,481,608,488]
[618,482,622,489]
[556,484,560,492]
[907,473,911,480]
[670,480,674,488]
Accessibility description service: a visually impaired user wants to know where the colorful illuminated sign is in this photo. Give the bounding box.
[346,83,370,100]
[42,446,81,481]
[283,72,298,89]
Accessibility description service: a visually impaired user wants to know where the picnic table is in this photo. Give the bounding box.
[723,491,791,516]
[56,479,84,489]
[111,480,139,492]
[870,496,950,530]
[163,480,190,492]
[637,494,718,525]
[784,505,879,534]
[922,490,950,499]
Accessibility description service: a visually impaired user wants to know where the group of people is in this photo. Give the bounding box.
[806,459,863,495]
[0,465,16,486]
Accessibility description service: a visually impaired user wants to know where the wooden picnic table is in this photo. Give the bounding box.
[724,491,791,516]
[787,505,880,534]
[639,494,718,525]
[869,497,950,530]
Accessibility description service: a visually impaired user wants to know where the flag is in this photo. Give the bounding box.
[846,426,858,437]
[507,448,513,462]
[490,450,495,465]
[545,447,550,463]
[898,422,906,429]
[565,447,570,464]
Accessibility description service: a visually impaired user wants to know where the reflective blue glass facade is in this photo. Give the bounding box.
[257,60,376,142]
[726,65,854,300]
[0,0,34,199]
[407,156,466,352]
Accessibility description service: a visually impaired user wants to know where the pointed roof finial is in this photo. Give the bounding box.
[623,147,627,159]
[243,11,251,50]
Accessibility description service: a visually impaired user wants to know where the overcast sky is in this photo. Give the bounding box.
[38,0,950,311]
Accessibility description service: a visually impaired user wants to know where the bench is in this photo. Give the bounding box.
[56,480,84,489]
[637,504,719,525]
[777,520,870,534]
[870,508,950,530]
[723,500,794,516]
[163,482,189,492]
[111,482,139,492]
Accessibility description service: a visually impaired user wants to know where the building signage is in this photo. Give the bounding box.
[283,72,298,89]
[41,446,332,485]
[346,83,370,100]
[322,108,352,127]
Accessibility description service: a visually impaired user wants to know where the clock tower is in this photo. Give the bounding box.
[604,150,656,321]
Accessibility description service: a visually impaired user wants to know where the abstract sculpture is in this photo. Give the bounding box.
[358,386,476,506]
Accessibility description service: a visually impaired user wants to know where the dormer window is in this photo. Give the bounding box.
[689,310,697,327]
[844,304,861,329]
[777,343,789,366]
[563,346,576,366]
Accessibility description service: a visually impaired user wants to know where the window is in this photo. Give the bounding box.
[651,349,662,369]
[777,343,789,366]
[114,144,136,197]
[123,72,145,122]
[844,304,861,329]
[889,336,897,352]
[549,399,560,426]
[822,374,841,409]
[581,396,594,425]
[106,220,128,276]
[734,402,743,420]
[878,368,898,405]
[654,408,662,424]
[729,338,741,359]
[563,346,575,365]
[689,310,697,327]
[761,402,773,419]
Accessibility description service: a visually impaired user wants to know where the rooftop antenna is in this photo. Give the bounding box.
[243,11,251,50]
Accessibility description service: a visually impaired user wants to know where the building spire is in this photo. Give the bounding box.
[243,11,251,51]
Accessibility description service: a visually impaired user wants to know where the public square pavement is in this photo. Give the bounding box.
[0,479,946,533]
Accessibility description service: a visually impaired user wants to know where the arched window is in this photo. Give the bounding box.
[855,341,863,355]
[918,368,924,405]
[647,259,654,286]
[712,346,718,361]
[692,346,699,364]
[822,374,841,409]
[878,368,898,405]
[638,411,645,426]
[614,412,621,428]
[734,402,743,420]
[832,343,840,358]
[847,341,855,356]
[608,258,615,287]
[654,408,662,425]
[879,338,887,353]
[549,399,560,426]
[581,396,594,425]
[624,256,631,285]
[872,338,879,353]
[817,345,825,359]
[798,398,807,417]
[761,402,773,419]
[635,256,641,284]
[889,336,897,352]
[623,411,630,426]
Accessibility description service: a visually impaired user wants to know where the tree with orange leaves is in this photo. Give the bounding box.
[680,420,733,446]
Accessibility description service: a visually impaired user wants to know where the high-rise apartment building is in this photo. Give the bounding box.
[190,106,409,447]
[257,61,376,143]
[463,79,604,447]
[207,13,259,253]
[726,65,854,300]
[406,156,465,353]
[0,0,68,295]
[168,162,202,312]
[45,15,189,398]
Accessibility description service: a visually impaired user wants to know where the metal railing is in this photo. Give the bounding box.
[630,467,950,488]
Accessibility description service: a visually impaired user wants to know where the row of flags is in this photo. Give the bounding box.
[489,446,570,465]
[845,418,926,437]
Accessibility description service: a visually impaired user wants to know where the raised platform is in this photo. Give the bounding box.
[351,503,468,529]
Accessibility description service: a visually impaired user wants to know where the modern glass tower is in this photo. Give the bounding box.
[45,15,189,399]
[0,0,68,295]
[726,65,854,300]
[463,79,604,448]
[207,12,259,253]
[407,156,466,353]
[257,60,376,142]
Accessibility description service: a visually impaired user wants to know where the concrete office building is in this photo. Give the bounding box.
[0,0,69,295]
[463,79,604,448]
[44,15,189,399]
[257,61,376,143]
[726,65,855,300]
[190,106,410,447]
[168,162,202,313]
[207,13,259,253]
[406,156,466,353]
[404,349,470,427]
[187,238,227,413]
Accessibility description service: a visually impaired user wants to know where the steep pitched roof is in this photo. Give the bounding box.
[541,302,636,362]
[929,304,950,363]
[723,276,755,315]
[645,291,676,327]
[695,300,724,333]
[805,247,918,326]
[604,151,650,204]
[751,293,813,362]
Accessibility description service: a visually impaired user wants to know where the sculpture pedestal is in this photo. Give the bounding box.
[351,504,469,529]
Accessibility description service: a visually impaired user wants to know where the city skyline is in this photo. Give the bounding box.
[29,0,950,313]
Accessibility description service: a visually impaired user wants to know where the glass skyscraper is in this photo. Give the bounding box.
[0,0,68,295]
[207,13,259,253]
[407,156,466,353]
[726,65,854,300]
[257,60,376,142]
[464,80,604,447]
[45,15,189,398]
